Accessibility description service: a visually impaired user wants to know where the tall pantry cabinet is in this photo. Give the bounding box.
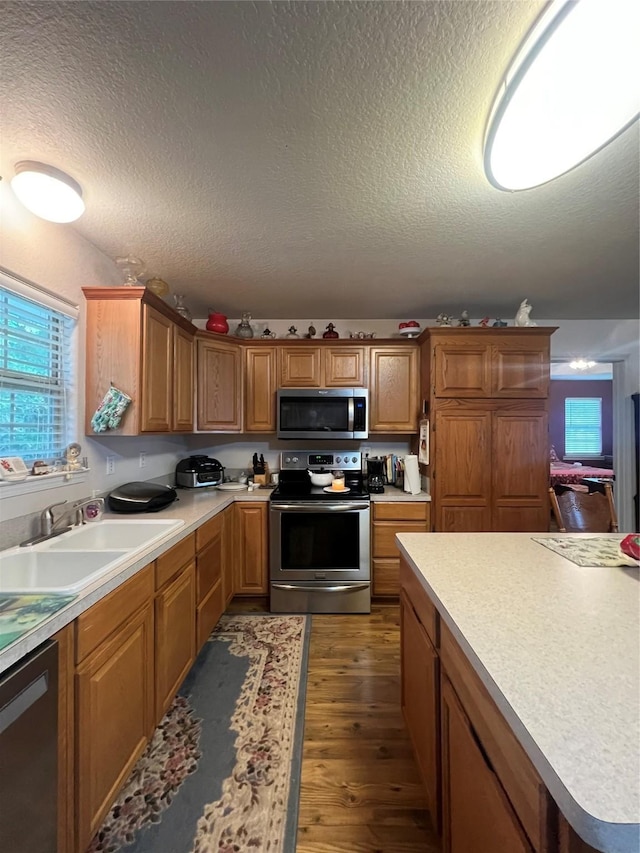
[421,327,556,532]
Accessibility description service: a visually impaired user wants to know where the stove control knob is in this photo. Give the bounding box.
[292,456,299,463]
[336,456,342,463]
[351,456,358,463]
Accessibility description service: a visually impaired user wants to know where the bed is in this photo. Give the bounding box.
[550,463,615,488]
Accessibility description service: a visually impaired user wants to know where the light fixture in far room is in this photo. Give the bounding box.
[569,359,597,371]
[10,160,85,223]
[484,0,640,191]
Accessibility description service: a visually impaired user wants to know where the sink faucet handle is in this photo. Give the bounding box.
[41,500,68,535]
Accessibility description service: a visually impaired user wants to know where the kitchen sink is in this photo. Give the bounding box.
[0,550,129,594]
[0,518,185,594]
[44,519,185,551]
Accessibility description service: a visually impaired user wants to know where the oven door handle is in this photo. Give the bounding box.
[271,583,370,593]
[270,502,369,512]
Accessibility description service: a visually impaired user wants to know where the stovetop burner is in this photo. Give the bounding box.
[270,450,370,502]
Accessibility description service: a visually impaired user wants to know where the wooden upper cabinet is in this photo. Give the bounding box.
[82,287,196,436]
[141,305,173,432]
[196,335,242,431]
[245,346,277,432]
[432,329,553,399]
[369,345,419,432]
[279,346,322,387]
[323,346,366,386]
[172,325,194,431]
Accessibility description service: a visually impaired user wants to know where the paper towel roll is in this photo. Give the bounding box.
[403,454,421,495]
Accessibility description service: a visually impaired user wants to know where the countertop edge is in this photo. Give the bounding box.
[396,539,639,853]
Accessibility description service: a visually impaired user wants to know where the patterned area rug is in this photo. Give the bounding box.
[88,613,310,853]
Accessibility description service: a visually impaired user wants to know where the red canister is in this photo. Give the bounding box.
[206,312,229,334]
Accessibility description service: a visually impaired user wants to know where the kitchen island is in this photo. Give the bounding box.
[396,532,639,853]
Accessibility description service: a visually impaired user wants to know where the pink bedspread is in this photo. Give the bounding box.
[550,465,614,486]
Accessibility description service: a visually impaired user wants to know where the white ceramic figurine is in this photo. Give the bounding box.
[514,299,537,327]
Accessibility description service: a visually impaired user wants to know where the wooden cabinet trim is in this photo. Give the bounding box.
[399,558,438,647]
[155,533,196,590]
[440,621,553,852]
[53,623,74,853]
[197,576,224,651]
[75,565,154,664]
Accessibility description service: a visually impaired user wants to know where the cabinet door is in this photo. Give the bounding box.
[323,346,366,386]
[234,502,268,594]
[245,346,277,431]
[279,346,322,387]
[196,337,242,431]
[222,506,235,606]
[400,591,440,831]
[492,410,549,531]
[155,562,196,722]
[172,325,194,431]
[141,304,173,432]
[441,677,533,853]
[369,346,419,432]
[434,411,492,531]
[434,344,492,398]
[76,603,154,850]
[491,341,549,398]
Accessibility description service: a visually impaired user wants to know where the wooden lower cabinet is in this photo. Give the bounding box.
[222,506,235,606]
[441,675,533,853]
[400,589,440,832]
[75,598,154,850]
[234,502,269,594]
[155,561,196,722]
[195,513,226,651]
[54,624,75,853]
[372,502,430,596]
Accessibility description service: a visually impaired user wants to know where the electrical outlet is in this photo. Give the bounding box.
[139,451,147,468]
[106,455,116,475]
[361,446,372,459]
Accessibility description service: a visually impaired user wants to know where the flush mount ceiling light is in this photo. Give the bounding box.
[569,359,597,370]
[10,161,85,223]
[484,0,640,191]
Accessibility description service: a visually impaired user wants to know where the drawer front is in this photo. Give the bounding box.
[196,577,224,652]
[196,512,224,552]
[373,521,428,558]
[373,502,430,522]
[75,565,154,664]
[155,533,196,590]
[197,536,223,604]
[372,558,400,596]
[440,621,553,852]
[399,557,437,647]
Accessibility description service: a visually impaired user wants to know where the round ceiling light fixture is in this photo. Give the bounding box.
[484,0,640,191]
[10,161,85,223]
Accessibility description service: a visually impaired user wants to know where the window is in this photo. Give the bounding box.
[0,272,77,462]
[564,397,602,456]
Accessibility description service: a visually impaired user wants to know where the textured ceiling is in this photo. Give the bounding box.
[1,1,638,320]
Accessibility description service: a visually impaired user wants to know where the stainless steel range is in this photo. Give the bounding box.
[269,450,370,614]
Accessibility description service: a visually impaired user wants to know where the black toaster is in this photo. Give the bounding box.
[175,455,225,488]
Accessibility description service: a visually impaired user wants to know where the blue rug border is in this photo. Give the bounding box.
[221,611,311,853]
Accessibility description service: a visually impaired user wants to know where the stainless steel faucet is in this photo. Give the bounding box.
[40,500,70,536]
[20,496,104,548]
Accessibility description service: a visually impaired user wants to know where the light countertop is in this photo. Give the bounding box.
[396,532,640,853]
[0,487,270,675]
[369,488,431,502]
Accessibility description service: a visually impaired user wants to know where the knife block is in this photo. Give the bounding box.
[253,463,270,486]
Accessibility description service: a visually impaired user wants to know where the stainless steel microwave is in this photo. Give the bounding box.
[277,388,368,440]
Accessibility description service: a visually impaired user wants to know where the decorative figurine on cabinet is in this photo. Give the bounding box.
[479,316,490,327]
[322,323,339,339]
[285,326,300,338]
[436,313,454,326]
[492,318,508,327]
[514,299,537,326]
[260,327,276,339]
[304,324,317,339]
[458,310,470,327]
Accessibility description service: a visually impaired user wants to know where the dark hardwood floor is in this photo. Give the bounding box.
[230,599,441,852]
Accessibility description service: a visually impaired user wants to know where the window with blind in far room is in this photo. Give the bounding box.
[564,397,603,457]
[0,282,75,461]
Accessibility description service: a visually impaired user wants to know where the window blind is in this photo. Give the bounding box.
[564,397,602,456]
[0,278,76,461]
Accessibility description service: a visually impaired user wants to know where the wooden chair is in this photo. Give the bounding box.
[548,484,619,533]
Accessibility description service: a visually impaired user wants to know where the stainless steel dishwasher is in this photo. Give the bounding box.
[0,639,58,853]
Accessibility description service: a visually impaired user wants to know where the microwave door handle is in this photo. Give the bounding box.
[347,397,355,432]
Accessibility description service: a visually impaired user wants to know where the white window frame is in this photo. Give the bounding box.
[564,396,603,458]
[0,267,85,496]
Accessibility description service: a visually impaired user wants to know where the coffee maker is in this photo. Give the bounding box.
[366,457,385,494]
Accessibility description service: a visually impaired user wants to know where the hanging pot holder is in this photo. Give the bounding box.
[91,384,132,433]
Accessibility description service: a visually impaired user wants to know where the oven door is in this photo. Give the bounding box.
[270,501,371,613]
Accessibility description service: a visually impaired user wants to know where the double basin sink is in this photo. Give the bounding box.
[0,519,185,595]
